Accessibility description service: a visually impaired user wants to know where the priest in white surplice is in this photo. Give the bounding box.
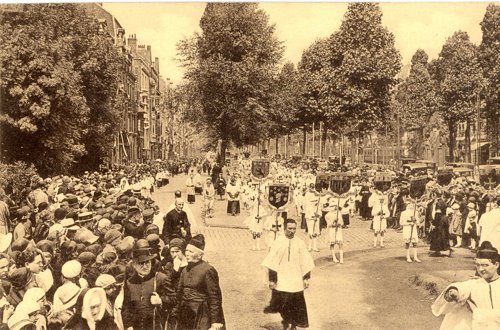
[432,241,500,329]
[262,219,315,329]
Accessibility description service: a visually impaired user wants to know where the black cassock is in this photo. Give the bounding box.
[359,186,372,220]
[175,260,225,330]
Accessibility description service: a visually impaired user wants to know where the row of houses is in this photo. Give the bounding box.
[83,3,179,164]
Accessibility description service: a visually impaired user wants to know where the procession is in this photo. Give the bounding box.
[1,2,499,330]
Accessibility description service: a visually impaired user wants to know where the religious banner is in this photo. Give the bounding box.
[267,184,290,210]
[315,172,330,193]
[437,168,453,186]
[373,173,393,193]
[251,159,270,181]
[479,165,499,190]
[329,172,352,195]
[409,176,427,199]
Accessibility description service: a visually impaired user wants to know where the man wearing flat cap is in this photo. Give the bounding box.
[76,211,94,231]
[124,206,146,239]
[122,239,174,330]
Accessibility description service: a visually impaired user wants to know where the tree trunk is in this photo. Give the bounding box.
[217,139,227,166]
[448,120,455,162]
[275,137,279,155]
[321,126,328,159]
[302,127,307,156]
[417,128,424,159]
[465,120,471,162]
[286,133,290,158]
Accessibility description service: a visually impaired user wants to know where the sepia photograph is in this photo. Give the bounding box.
[0,1,499,329]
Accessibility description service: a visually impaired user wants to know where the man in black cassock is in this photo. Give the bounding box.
[162,198,191,244]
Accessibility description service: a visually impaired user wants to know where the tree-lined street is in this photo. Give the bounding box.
[0,3,498,330]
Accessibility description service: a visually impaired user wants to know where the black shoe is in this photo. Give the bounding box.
[263,306,275,314]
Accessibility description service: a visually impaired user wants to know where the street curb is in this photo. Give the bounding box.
[201,224,249,230]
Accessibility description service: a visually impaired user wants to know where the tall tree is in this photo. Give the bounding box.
[0,4,121,175]
[432,31,483,162]
[478,4,500,157]
[76,24,122,171]
[396,49,439,157]
[297,38,331,156]
[332,3,402,140]
[267,62,301,155]
[177,3,283,164]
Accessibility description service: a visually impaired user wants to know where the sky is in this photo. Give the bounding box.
[102,2,491,84]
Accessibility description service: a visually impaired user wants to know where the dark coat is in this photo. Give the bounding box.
[429,212,451,252]
[122,270,174,330]
[175,260,225,330]
[162,209,191,244]
[124,221,146,239]
[161,261,186,330]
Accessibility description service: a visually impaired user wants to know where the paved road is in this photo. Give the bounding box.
[152,174,457,329]
[153,173,407,253]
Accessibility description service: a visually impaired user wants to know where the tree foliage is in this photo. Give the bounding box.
[0,4,121,175]
[0,161,39,206]
[432,31,483,161]
[478,3,500,156]
[331,3,402,135]
[395,49,440,157]
[177,3,284,162]
[296,38,331,129]
[267,62,301,139]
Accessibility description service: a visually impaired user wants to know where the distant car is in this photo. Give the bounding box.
[415,160,437,173]
[453,167,474,179]
[402,163,428,177]
[447,162,475,170]
[401,157,416,166]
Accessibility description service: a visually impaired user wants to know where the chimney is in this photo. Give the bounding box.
[128,34,137,53]
[154,57,159,74]
[146,45,152,63]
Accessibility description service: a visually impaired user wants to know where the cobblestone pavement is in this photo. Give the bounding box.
[151,174,454,329]
[153,173,410,255]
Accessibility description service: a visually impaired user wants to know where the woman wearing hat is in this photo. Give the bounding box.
[185,173,196,204]
[432,241,500,328]
[464,202,479,250]
[449,203,463,248]
[7,299,41,330]
[428,201,452,257]
[6,268,37,307]
[202,178,216,220]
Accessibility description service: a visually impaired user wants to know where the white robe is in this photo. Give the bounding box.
[479,209,500,250]
[432,277,500,329]
[262,235,315,293]
[369,192,389,233]
[400,206,421,243]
